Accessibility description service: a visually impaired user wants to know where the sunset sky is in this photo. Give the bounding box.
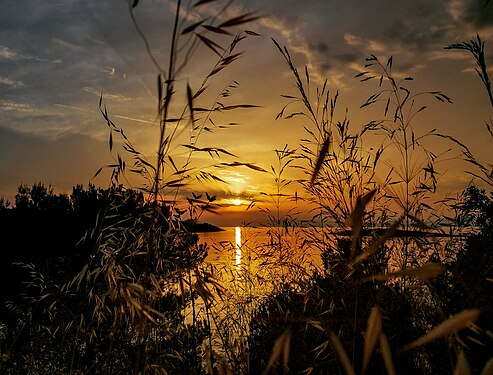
[1,0,493,225]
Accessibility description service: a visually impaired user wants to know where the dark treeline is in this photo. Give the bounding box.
[0,183,147,288]
[0,184,144,334]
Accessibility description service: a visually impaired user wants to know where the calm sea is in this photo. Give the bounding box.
[198,226,323,276]
[193,226,324,348]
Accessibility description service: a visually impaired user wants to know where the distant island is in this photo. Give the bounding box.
[182,219,224,233]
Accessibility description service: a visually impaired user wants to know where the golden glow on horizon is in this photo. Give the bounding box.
[220,197,251,207]
[219,171,249,194]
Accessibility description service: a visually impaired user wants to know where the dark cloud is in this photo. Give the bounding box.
[461,0,493,28]
[308,41,359,64]
[310,41,329,54]
[383,19,450,51]
[333,52,360,64]
[355,0,452,53]
[245,0,464,84]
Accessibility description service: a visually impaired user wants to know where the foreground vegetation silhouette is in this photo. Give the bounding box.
[1,1,493,374]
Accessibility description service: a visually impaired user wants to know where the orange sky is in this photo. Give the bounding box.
[1,0,493,226]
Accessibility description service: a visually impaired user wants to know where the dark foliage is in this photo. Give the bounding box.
[0,183,208,374]
[248,213,493,375]
[248,238,431,374]
[248,185,493,374]
[431,186,493,373]
[0,184,143,302]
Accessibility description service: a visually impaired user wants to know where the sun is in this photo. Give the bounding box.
[231,198,242,206]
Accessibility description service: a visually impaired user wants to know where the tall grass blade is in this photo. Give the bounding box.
[310,136,330,186]
[157,74,162,113]
[187,83,195,125]
[347,189,377,259]
[362,306,382,374]
[220,161,268,172]
[351,216,403,267]
[329,332,356,375]
[202,24,231,35]
[366,263,445,282]
[262,328,291,375]
[403,309,481,351]
[219,14,261,28]
[454,351,471,375]
[480,357,493,375]
[196,33,223,56]
[194,0,216,6]
[380,334,396,375]
[182,20,204,35]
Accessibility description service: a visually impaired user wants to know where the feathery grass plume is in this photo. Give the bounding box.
[204,146,313,373]
[356,54,455,268]
[446,35,493,108]
[78,1,262,372]
[198,146,315,372]
[273,39,390,279]
[100,4,262,206]
[357,55,451,220]
[257,145,303,271]
[245,41,490,375]
[445,35,493,186]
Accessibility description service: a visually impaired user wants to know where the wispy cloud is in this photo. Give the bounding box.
[52,38,85,52]
[54,103,96,114]
[102,66,116,76]
[0,75,23,87]
[55,103,155,125]
[0,44,62,63]
[0,45,19,59]
[83,87,132,102]
[343,33,386,54]
[113,114,155,124]
[0,100,33,112]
